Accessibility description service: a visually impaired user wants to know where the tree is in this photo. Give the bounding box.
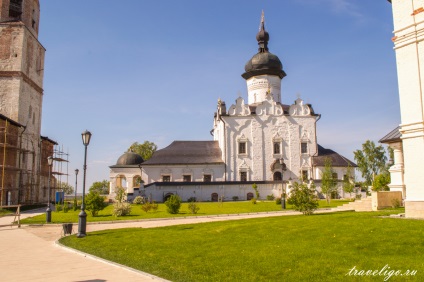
[342,164,355,198]
[85,191,107,216]
[58,182,74,195]
[287,181,319,215]
[354,140,387,186]
[372,172,391,191]
[89,180,109,194]
[127,141,157,161]
[321,158,337,204]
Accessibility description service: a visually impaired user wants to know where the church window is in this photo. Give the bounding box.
[273,142,281,154]
[183,175,191,182]
[301,170,308,181]
[240,171,247,182]
[162,175,171,182]
[301,142,308,154]
[9,0,22,18]
[203,175,212,182]
[239,142,246,154]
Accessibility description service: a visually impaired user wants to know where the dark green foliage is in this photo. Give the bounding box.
[72,198,78,211]
[373,173,391,191]
[187,197,196,202]
[232,196,239,201]
[275,197,281,205]
[266,194,275,201]
[165,195,181,214]
[287,181,319,215]
[85,191,107,216]
[127,141,157,161]
[321,158,337,204]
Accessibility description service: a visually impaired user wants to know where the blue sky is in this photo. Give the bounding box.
[39,0,399,191]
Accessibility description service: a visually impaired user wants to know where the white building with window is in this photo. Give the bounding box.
[109,13,356,202]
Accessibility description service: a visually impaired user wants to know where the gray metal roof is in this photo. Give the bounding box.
[142,141,224,165]
[312,145,357,167]
[379,126,401,144]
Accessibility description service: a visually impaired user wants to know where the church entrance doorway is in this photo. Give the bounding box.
[247,192,254,200]
[163,192,175,202]
[273,172,282,181]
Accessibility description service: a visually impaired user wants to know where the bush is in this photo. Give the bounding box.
[85,192,107,216]
[55,204,63,212]
[165,195,182,214]
[251,198,257,204]
[287,182,319,215]
[113,202,132,217]
[141,202,152,213]
[73,198,78,211]
[232,196,239,201]
[151,201,158,212]
[275,197,282,205]
[252,183,260,199]
[63,202,69,213]
[267,194,275,201]
[187,197,197,202]
[188,202,200,214]
[133,196,144,205]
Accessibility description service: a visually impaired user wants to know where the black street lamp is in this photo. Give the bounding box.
[279,158,286,209]
[46,156,53,223]
[74,169,79,204]
[77,130,92,238]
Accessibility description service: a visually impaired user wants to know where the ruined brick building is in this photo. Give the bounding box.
[0,0,59,205]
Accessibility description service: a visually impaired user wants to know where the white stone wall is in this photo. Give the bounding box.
[246,75,282,104]
[142,164,225,183]
[391,0,424,217]
[216,95,317,182]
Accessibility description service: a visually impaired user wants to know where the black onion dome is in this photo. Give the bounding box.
[242,11,286,80]
[116,152,144,166]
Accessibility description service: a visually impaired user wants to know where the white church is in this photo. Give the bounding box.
[109,13,356,202]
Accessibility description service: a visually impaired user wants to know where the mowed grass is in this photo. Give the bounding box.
[20,200,350,224]
[60,209,423,282]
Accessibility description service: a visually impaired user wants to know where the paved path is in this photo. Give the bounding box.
[0,209,334,281]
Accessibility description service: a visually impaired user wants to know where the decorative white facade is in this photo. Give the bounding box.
[109,13,356,202]
[389,0,424,218]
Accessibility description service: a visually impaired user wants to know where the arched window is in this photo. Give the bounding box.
[211,193,219,202]
[247,192,254,200]
[273,172,282,181]
[116,175,127,188]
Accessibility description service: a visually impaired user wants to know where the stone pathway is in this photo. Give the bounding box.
[0,209,334,281]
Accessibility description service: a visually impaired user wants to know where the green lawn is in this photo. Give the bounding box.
[20,200,350,224]
[60,209,422,282]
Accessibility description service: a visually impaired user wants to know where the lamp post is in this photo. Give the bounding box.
[46,156,53,223]
[77,130,92,238]
[74,169,79,204]
[279,158,286,209]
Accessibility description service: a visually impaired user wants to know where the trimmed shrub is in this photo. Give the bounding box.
[85,192,108,216]
[113,202,132,217]
[165,195,182,214]
[141,202,152,213]
[275,197,282,205]
[188,202,200,214]
[55,204,63,212]
[187,197,197,202]
[63,202,69,213]
[251,198,257,204]
[232,196,239,201]
[151,201,158,212]
[267,194,275,201]
[133,196,144,205]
